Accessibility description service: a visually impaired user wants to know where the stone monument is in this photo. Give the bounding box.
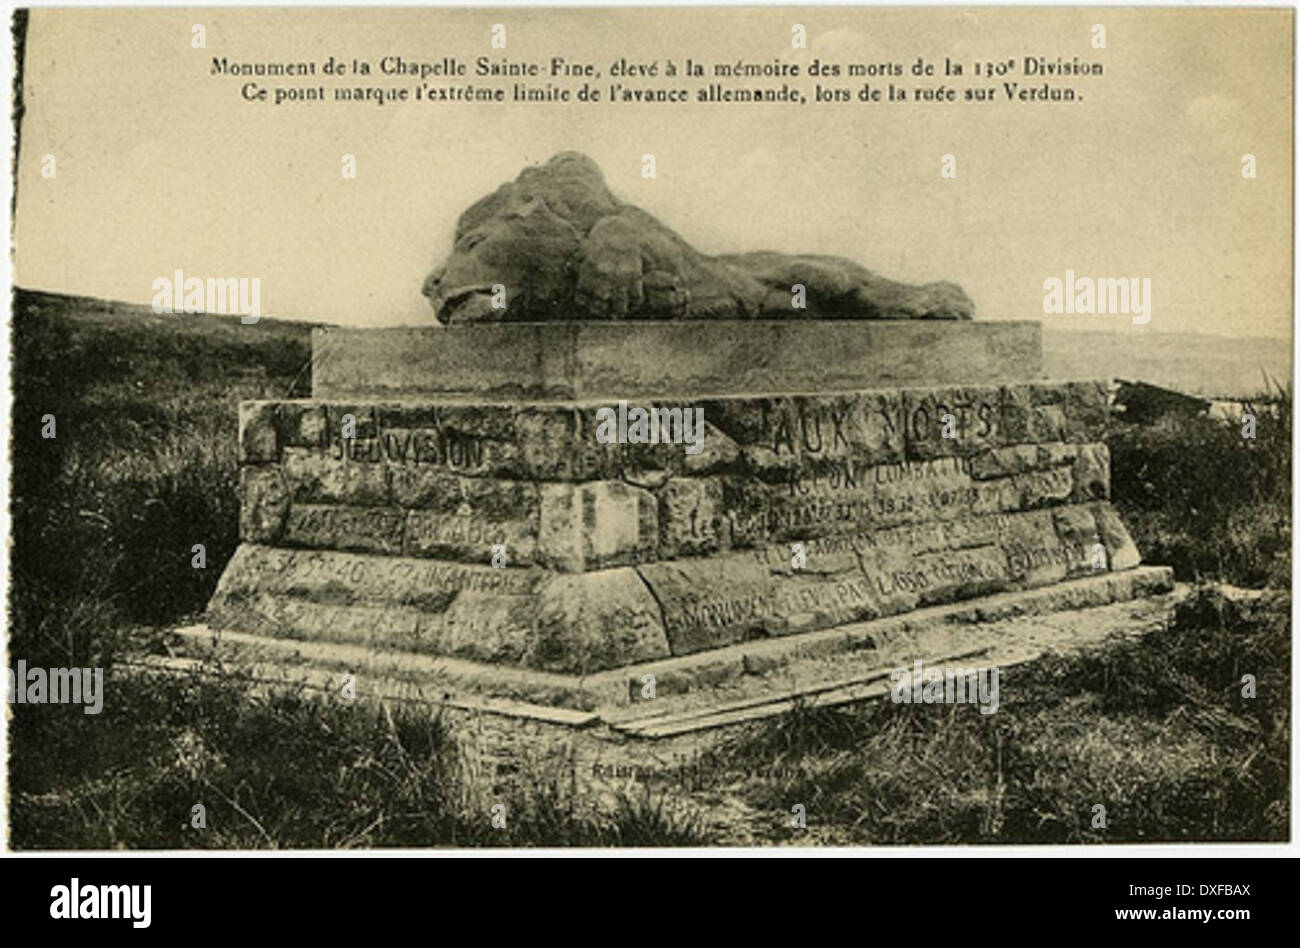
[186,153,1176,765]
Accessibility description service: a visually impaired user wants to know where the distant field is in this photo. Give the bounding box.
[1043,327,1291,399]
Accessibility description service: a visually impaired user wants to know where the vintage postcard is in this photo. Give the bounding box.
[3,2,1293,890]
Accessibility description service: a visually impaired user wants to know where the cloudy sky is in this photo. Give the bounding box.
[13,6,1292,339]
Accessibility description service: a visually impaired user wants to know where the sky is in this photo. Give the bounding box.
[12,6,1294,339]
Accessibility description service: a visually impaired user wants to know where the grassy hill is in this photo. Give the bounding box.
[9,288,315,640]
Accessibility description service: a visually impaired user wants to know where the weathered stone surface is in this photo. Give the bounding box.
[411,589,537,666]
[1064,381,1110,441]
[282,447,392,506]
[404,478,540,565]
[684,421,741,475]
[705,392,909,478]
[378,404,520,476]
[221,595,423,653]
[866,543,1011,611]
[1001,382,1109,445]
[516,406,623,481]
[240,385,1109,490]
[209,556,536,665]
[657,478,726,559]
[239,401,279,464]
[712,458,1084,551]
[207,545,668,673]
[636,548,894,657]
[1001,467,1075,510]
[636,503,1137,656]
[210,543,644,669]
[904,385,1004,461]
[279,403,328,448]
[537,481,657,571]
[387,466,456,509]
[1070,443,1111,502]
[212,489,1147,671]
[239,403,1119,569]
[999,505,1097,587]
[970,443,1050,480]
[1093,503,1141,570]
[530,569,671,672]
[210,544,537,606]
[239,467,290,543]
[312,321,1043,401]
[634,556,784,655]
[282,504,406,555]
[422,151,973,325]
[319,404,380,440]
[1000,385,1060,443]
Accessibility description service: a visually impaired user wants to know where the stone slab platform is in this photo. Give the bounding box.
[197,566,1174,712]
[312,320,1043,400]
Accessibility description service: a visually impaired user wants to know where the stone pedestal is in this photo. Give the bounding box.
[207,319,1162,693]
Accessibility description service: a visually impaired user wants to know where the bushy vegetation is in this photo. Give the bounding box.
[6,289,1291,847]
[1109,398,1290,589]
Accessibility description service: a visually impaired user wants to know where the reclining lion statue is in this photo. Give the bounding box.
[423,151,974,325]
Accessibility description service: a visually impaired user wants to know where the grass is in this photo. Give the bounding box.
[11,669,708,849]
[5,288,1291,847]
[712,586,1288,844]
[10,288,313,651]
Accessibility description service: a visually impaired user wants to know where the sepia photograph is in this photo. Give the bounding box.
[1,1,1294,902]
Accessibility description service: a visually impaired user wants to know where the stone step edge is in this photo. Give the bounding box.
[138,592,1176,741]
[608,644,995,737]
[170,623,605,709]
[259,373,1104,409]
[117,653,602,728]
[614,627,1167,739]
[583,565,1174,698]
[604,583,1185,733]
[173,565,1173,716]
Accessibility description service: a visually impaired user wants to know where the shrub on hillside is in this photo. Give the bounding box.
[1108,399,1290,588]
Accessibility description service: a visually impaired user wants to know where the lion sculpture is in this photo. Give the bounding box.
[422,151,974,325]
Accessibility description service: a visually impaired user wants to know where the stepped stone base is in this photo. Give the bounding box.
[205,318,1171,757]
[151,569,1185,828]
[218,370,1137,674]
[194,567,1176,716]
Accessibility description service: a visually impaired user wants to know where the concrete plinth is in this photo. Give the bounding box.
[312,320,1043,400]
